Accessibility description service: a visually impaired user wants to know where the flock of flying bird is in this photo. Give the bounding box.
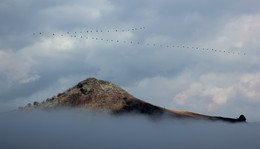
[33,26,246,56]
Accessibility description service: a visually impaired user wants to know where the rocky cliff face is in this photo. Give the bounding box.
[22,78,246,123]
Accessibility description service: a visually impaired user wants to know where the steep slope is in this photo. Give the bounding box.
[22,78,246,123]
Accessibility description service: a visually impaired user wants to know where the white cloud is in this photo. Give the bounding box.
[174,83,204,105]
[172,73,260,114]
[0,50,39,86]
[22,36,75,59]
[216,14,260,49]
[237,73,260,102]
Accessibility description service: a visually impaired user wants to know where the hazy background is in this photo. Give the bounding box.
[0,111,260,149]
[0,0,260,122]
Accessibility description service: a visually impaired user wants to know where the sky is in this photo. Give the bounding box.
[0,0,260,122]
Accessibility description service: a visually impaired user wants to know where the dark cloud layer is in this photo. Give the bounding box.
[0,111,260,149]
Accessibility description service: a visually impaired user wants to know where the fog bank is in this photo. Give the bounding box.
[0,111,259,149]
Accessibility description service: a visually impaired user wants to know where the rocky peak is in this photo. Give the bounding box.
[31,77,137,112]
[21,77,246,123]
[75,78,130,96]
[77,78,109,88]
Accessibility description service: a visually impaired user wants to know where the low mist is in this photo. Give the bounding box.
[0,110,259,149]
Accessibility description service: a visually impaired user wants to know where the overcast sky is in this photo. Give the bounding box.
[0,0,260,121]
